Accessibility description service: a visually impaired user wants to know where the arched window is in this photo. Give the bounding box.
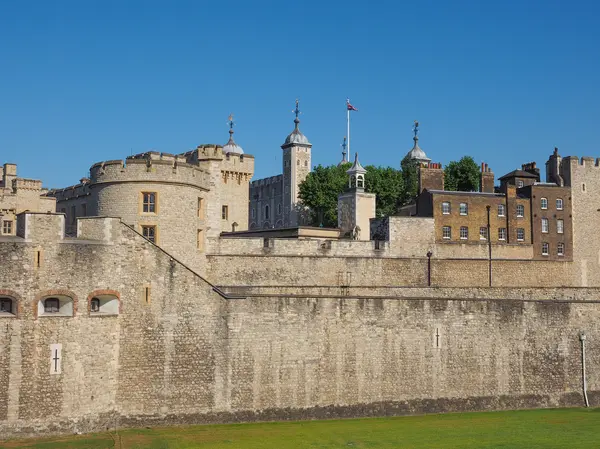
[88,291,120,315]
[297,159,300,166]
[44,298,60,313]
[304,160,308,167]
[265,205,270,220]
[0,297,14,315]
[277,203,282,215]
[90,297,100,312]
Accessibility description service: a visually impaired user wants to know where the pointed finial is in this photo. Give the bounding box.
[340,136,348,164]
[293,99,301,128]
[227,113,235,137]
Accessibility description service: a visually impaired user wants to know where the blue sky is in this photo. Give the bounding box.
[1,0,599,188]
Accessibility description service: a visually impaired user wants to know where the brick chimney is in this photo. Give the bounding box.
[480,162,494,193]
[418,162,444,192]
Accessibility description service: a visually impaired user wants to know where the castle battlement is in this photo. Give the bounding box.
[88,153,210,190]
[251,174,283,188]
[563,155,600,167]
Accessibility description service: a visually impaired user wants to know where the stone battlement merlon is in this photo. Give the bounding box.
[251,175,283,188]
[563,155,600,167]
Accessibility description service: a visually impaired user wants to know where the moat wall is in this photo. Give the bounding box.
[0,215,599,438]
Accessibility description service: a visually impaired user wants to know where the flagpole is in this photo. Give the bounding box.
[347,102,350,157]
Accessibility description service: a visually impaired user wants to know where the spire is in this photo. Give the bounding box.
[405,120,430,164]
[293,99,301,129]
[222,113,244,154]
[227,113,235,142]
[282,99,310,147]
[338,136,348,166]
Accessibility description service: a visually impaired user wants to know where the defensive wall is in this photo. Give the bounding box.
[0,213,599,439]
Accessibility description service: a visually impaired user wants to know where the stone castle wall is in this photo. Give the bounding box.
[1,214,598,438]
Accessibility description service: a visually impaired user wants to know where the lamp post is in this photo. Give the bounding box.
[486,205,492,287]
[426,250,433,287]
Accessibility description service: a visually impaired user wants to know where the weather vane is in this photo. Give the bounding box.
[293,99,301,120]
[227,113,234,130]
[342,136,347,151]
[413,120,419,137]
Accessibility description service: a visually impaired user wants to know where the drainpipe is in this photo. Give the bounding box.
[580,331,590,408]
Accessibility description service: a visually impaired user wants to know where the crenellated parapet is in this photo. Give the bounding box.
[89,151,210,190]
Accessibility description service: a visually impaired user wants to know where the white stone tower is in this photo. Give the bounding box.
[338,153,376,240]
[281,100,312,227]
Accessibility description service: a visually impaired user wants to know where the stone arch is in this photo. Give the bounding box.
[34,289,78,319]
[0,289,23,318]
[87,289,121,315]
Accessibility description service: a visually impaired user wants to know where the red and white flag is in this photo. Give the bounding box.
[346,98,358,111]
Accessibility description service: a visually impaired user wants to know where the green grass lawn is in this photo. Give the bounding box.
[2,408,600,449]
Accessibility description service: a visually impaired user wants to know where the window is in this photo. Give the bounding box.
[441,202,451,215]
[541,218,549,233]
[89,293,119,315]
[557,219,564,234]
[44,298,60,313]
[542,242,549,256]
[479,227,488,240]
[277,203,282,215]
[297,159,300,166]
[540,197,548,209]
[142,192,157,213]
[304,160,308,167]
[81,203,87,217]
[197,229,204,250]
[459,203,468,215]
[198,198,204,219]
[265,205,270,220]
[516,204,524,218]
[39,295,74,317]
[460,226,468,240]
[144,287,151,304]
[2,220,13,235]
[517,228,525,241]
[557,242,564,256]
[556,198,563,210]
[222,205,229,220]
[251,208,255,219]
[517,180,524,188]
[141,225,157,243]
[70,206,76,224]
[497,204,505,217]
[0,298,13,315]
[498,228,507,240]
[442,226,451,239]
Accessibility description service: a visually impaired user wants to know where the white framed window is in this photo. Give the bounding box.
[556,198,563,210]
[541,218,549,233]
[441,202,451,215]
[517,180,524,188]
[516,204,524,218]
[460,226,468,240]
[517,228,525,241]
[498,228,507,241]
[557,242,564,256]
[541,197,548,209]
[557,219,564,234]
[459,203,468,215]
[497,204,505,217]
[38,295,74,317]
[442,226,451,239]
[89,294,119,315]
[542,242,549,256]
[2,220,13,235]
[479,227,488,240]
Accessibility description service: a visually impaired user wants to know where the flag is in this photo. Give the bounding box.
[346,99,358,111]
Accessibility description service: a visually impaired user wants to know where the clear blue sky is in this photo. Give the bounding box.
[1,1,599,188]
